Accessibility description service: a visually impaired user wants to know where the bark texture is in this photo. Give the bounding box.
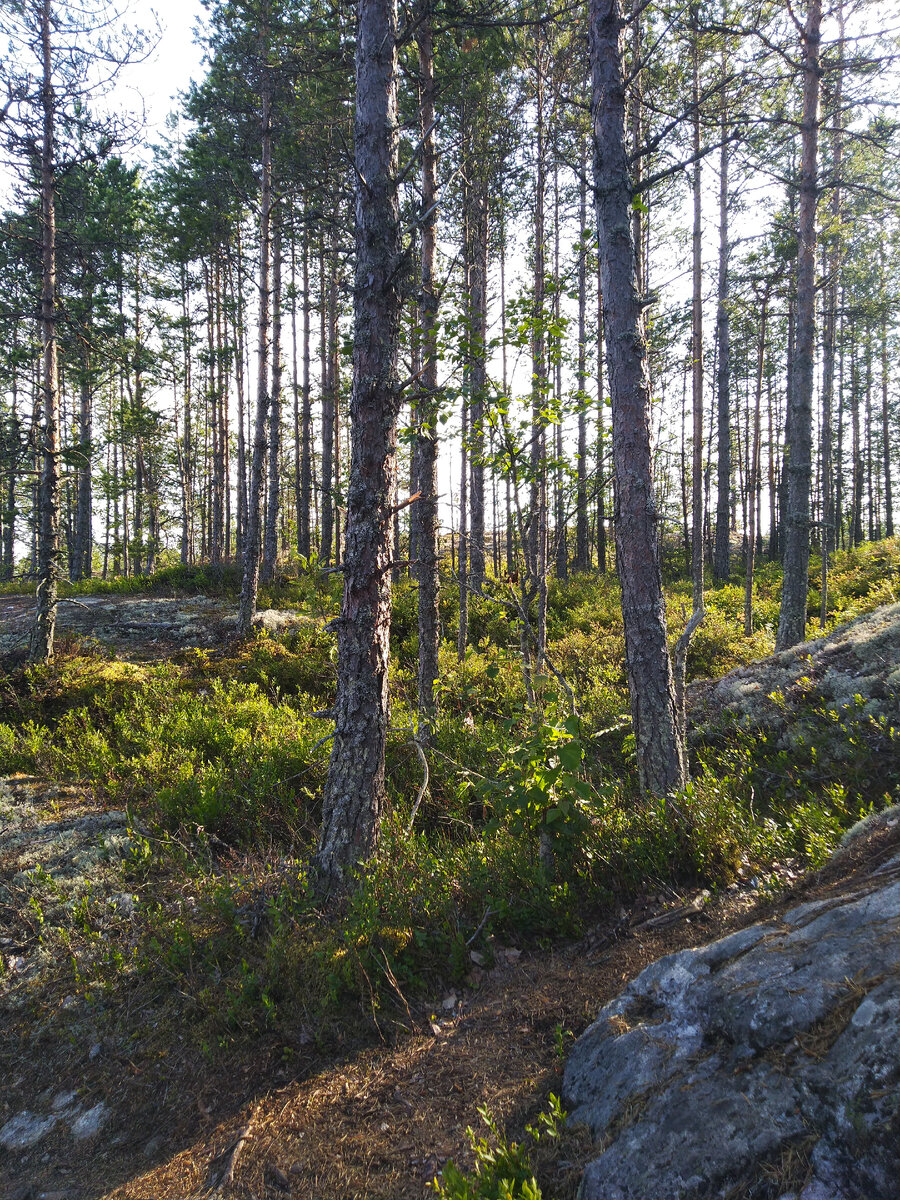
[30,0,61,663]
[589,0,685,797]
[776,0,821,650]
[237,14,273,638]
[415,6,440,738]
[315,0,402,892]
[713,126,731,582]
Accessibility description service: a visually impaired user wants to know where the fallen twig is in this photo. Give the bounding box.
[406,726,430,834]
[206,1101,261,1192]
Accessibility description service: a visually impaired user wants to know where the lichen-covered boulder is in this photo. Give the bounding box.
[564,855,900,1200]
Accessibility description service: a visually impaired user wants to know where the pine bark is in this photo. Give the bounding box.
[713,118,731,581]
[262,220,283,582]
[776,0,821,650]
[31,0,61,663]
[237,12,273,637]
[589,0,685,796]
[298,226,313,558]
[415,7,440,739]
[574,162,590,573]
[316,0,402,892]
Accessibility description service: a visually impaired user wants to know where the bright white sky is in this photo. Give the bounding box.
[118,0,209,145]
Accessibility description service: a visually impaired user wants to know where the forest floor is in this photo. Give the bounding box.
[1,748,897,1200]
[5,753,894,1200]
[3,547,900,1200]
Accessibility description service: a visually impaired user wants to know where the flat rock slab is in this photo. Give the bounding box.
[0,594,311,657]
[564,856,900,1200]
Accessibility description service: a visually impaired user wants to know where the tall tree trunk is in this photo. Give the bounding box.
[180,265,194,565]
[553,165,567,581]
[713,101,731,581]
[320,238,335,566]
[298,223,313,557]
[530,25,548,665]
[468,186,487,591]
[262,219,283,582]
[745,295,767,634]
[31,0,61,663]
[415,6,440,741]
[316,0,402,892]
[589,0,685,796]
[850,327,863,547]
[881,279,893,539]
[574,159,590,573]
[237,10,273,637]
[776,0,821,650]
[458,396,469,659]
[72,367,92,580]
[821,4,842,565]
[674,16,706,732]
[596,269,608,573]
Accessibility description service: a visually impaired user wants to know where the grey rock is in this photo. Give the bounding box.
[70,1101,108,1140]
[0,1111,57,1150]
[564,879,900,1200]
[143,1133,165,1158]
[51,1090,78,1113]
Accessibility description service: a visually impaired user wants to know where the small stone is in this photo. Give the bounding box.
[70,1101,108,1140]
[143,1134,165,1158]
[264,1162,291,1191]
[799,1183,843,1200]
[51,1090,78,1113]
[89,1042,102,1060]
[441,993,457,1011]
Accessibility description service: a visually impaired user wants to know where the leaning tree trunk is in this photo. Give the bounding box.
[315,0,402,893]
[31,0,61,663]
[589,0,685,797]
[776,0,821,650]
[237,11,273,638]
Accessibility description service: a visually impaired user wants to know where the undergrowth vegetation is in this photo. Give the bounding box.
[1,539,899,1053]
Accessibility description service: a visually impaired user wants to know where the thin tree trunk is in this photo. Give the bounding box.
[468,185,487,591]
[674,19,706,733]
[31,0,61,663]
[298,223,313,557]
[415,5,440,741]
[316,0,403,892]
[574,158,590,573]
[262,219,283,582]
[882,284,894,538]
[589,0,685,796]
[713,105,731,581]
[237,9,273,637]
[776,0,821,650]
[745,295,767,634]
